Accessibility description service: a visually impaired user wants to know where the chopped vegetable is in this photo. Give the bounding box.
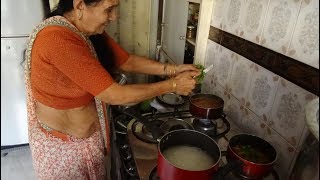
[195,64,205,83]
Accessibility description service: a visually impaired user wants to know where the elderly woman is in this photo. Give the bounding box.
[25,0,199,179]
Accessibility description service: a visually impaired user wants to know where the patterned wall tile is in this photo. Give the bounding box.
[214,46,235,88]
[260,0,302,55]
[287,0,319,69]
[228,54,254,101]
[239,0,270,44]
[210,0,229,29]
[224,94,245,129]
[202,40,221,93]
[246,64,280,122]
[211,26,319,95]
[288,125,309,173]
[241,108,267,138]
[264,127,296,179]
[222,0,247,36]
[269,78,317,148]
[205,40,220,69]
[212,82,230,106]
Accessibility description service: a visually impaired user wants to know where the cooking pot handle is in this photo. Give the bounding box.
[122,107,163,140]
[215,114,231,138]
[212,160,243,180]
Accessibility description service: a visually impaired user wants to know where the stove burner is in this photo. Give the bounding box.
[149,166,159,180]
[160,118,194,134]
[132,120,164,143]
[192,118,217,137]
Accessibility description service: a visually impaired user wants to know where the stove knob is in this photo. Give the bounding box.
[120,144,129,150]
[124,153,132,161]
[127,167,135,174]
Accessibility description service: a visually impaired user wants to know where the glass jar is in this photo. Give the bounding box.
[186,25,195,39]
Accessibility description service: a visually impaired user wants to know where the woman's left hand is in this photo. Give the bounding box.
[176,64,200,74]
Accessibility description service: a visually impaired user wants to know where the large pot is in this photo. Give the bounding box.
[189,93,224,120]
[157,129,221,180]
[216,134,278,179]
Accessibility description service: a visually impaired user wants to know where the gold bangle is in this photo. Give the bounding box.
[173,65,177,76]
[172,78,177,92]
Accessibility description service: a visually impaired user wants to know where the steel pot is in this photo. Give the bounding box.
[189,93,224,120]
[157,129,221,180]
[215,134,278,179]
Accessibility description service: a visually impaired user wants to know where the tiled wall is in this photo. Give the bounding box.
[204,0,319,179]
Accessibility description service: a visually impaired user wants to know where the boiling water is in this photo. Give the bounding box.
[162,145,215,171]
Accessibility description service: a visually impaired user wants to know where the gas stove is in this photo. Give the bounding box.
[109,100,277,180]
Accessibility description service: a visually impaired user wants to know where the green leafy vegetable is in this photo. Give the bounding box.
[195,64,205,83]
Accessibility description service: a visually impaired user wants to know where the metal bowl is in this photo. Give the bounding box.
[156,93,185,106]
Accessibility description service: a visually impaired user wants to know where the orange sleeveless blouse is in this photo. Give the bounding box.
[30,26,129,109]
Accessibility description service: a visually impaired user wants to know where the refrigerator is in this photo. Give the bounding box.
[1,0,46,146]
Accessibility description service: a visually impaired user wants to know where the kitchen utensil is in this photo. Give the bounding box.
[193,64,213,83]
[156,93,185,106]
[215,134,278,179]
[203,64,213,74]
[189,93,224,119]
[157,129,221,180]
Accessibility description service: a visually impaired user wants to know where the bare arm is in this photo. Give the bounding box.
[96,71,199,105]
[119,55,199,76]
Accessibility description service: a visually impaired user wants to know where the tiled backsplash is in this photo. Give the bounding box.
[206,0,319,179]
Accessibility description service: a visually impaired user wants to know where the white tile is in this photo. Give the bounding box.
[239,0,270,43]
[260,0,302,55]
[210,0,229,29]
[270,78,317,147]
[228,54,254,101]
[222,0,247,36]
[224,95,245,129]
[214,46,235,88]
[287,0,319,69]
[212,82,229,105]
[241,108,268,138]
[264,127,296,179]
[246,64,280,122]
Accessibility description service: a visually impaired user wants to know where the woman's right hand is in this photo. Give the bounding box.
[172,71,199,96]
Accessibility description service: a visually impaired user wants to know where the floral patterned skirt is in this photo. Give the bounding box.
[28,121,107,180]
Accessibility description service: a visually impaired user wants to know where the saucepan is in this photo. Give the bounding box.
[214,133,278,179]
[189,93,224,120]
[157,129,221,180]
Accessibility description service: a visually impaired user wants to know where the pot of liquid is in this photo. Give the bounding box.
[157,129,221,180]
[189,93,224,120]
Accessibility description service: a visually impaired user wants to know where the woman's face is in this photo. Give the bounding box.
[82,0,119,35]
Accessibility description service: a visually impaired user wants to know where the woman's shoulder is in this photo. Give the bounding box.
[37,26,83,41]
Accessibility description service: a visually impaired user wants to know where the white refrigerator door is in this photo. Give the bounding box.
[1,0,44,36]
[1,37,28,146]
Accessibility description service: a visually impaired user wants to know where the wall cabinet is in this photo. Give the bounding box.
[162,0,200,65]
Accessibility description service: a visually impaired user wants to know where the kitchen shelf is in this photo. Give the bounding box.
[186,38,196,46]
[188,0,201,3]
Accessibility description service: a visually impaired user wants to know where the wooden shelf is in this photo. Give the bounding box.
[186,38,196,46]
[188,0,201,3]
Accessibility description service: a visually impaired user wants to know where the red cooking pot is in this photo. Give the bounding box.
[189,93,224,120]
[157,129,221,180]
[215,134,278,179]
